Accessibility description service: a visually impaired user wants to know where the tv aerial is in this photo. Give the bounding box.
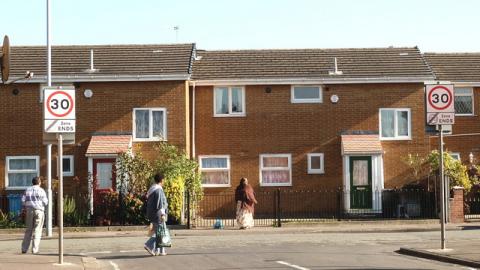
[0,35,10,83]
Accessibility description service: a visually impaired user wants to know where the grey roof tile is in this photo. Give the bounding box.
[424,53,480,82]
[192,47,434,80]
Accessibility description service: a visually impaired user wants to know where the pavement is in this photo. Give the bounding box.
[0,220,478,269]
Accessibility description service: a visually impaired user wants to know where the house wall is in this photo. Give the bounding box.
[194,83,432,193]
[0,81,189,195]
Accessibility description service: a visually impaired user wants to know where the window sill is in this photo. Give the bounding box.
[5,187,28,191]
[291,99,322,104]
[260,183,292,187]
[380,137,411,141]
[308,171,325,174]
[455,114,475,117]
[133,138,167,142]
[213,114,246,118]
[201,184,231,188]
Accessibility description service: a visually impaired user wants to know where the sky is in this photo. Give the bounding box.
[2,0,479,52]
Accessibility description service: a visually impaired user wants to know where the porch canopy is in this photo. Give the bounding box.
[86,135,132,156]
[341,134,383,155]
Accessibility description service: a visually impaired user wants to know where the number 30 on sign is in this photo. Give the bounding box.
[44,88,76,133]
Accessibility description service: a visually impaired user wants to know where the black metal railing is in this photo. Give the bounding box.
[189,189,438,228]
[464,191,480,219]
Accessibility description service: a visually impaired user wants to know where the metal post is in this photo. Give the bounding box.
[276,189,281,227]
[439,125,446,249]
[46,144,52,237]
[186,191,191,229]
[58,134,63,264]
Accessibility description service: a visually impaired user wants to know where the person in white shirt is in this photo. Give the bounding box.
[21,177,48,254]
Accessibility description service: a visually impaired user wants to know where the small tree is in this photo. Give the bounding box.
[427,150,472,191]
[402,153,428,183]
[116,150,154,195]
[153,143,203,223]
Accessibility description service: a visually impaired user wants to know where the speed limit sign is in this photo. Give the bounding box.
[426,84,455,125]
[44,87,76,133]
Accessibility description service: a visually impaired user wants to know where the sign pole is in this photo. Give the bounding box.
[439,125,446,249]
[58,133,64,264]
[46,0,53,240]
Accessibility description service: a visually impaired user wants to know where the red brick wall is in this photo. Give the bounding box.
[449,187,465,223]
[194,83,431,193]
[0,81,189,195]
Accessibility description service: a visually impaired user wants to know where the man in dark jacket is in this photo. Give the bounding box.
[144,173,168,256]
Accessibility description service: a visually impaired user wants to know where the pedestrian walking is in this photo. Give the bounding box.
[144,173,169,256]
[235,178,257,229]
[21,177,48,254]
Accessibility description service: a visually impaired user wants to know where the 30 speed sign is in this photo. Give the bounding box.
[426,84,455,125]
[44,87,76,133]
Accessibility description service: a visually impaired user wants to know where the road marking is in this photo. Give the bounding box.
[276,261,310,270]
[119,250,143,253]
[81,251,112,255]
[109,261,120,270]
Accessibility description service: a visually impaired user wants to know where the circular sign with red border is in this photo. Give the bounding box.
[46,90,74,118]
[427,85,453,111]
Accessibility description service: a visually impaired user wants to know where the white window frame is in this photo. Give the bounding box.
[454,88,474,116]
[61,155,74,177]
[259,154,292,187]
[132,108,167,142]
[199,155,231,187]
[307,153,324,174]
[450,152,461,161]
[291,85,322,103]
[5,156,40,190]
[213,86,246,117]
[379,108,412,141]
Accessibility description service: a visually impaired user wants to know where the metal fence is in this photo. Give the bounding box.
[464,191,480,220]
[189,189,438,228]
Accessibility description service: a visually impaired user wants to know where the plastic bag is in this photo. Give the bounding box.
[156,222,172,247]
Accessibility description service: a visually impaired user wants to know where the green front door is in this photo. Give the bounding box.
[350,156,372,209]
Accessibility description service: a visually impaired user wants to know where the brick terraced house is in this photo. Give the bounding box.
[3,43,475,215]
[191,47,435,212]
[0,44,195,197]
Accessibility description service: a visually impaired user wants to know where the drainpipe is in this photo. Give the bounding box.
[192,81,196,159]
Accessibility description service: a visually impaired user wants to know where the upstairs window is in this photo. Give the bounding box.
[454,88,473,115]
[291,86,322,103]
[214,87,245,117]
[380,108,411,140]
[133,108,167,141]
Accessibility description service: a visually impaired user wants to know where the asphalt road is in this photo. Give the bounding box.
[0,229,478,270]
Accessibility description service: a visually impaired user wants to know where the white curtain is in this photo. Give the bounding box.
[231,88,243,113]
[202,158,227,168]
[215,88,229,114]
[263,157,288,168]
[262,170,289,184]
[381,110,394,137]
[202,171,229,185]
[152,110,164,138]
[135,110,149,138]
[397,110,409,136]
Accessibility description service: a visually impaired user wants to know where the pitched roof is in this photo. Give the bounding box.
[341,135,383,155]
[86,135,132,156]
[192,47,434,82]
[8,44,195,82]
[424,53,480,82]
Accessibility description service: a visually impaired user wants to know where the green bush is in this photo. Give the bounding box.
[427,150,472,191]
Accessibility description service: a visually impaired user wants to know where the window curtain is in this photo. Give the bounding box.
[215,88,229,114]
[201,171,229,185]
[152,110,164,138]
[231,88,243,113]
[381,110,394,137]
[262,170,289,184]
[8,173,37,187]
[135,110,149,138]
[202,158,227,168]
[397,111,409,136]
[263,157,288,168]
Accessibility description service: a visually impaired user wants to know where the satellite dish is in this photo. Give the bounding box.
[1,35,10,83]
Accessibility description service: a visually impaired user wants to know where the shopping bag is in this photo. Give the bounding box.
[156,222,172,247]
